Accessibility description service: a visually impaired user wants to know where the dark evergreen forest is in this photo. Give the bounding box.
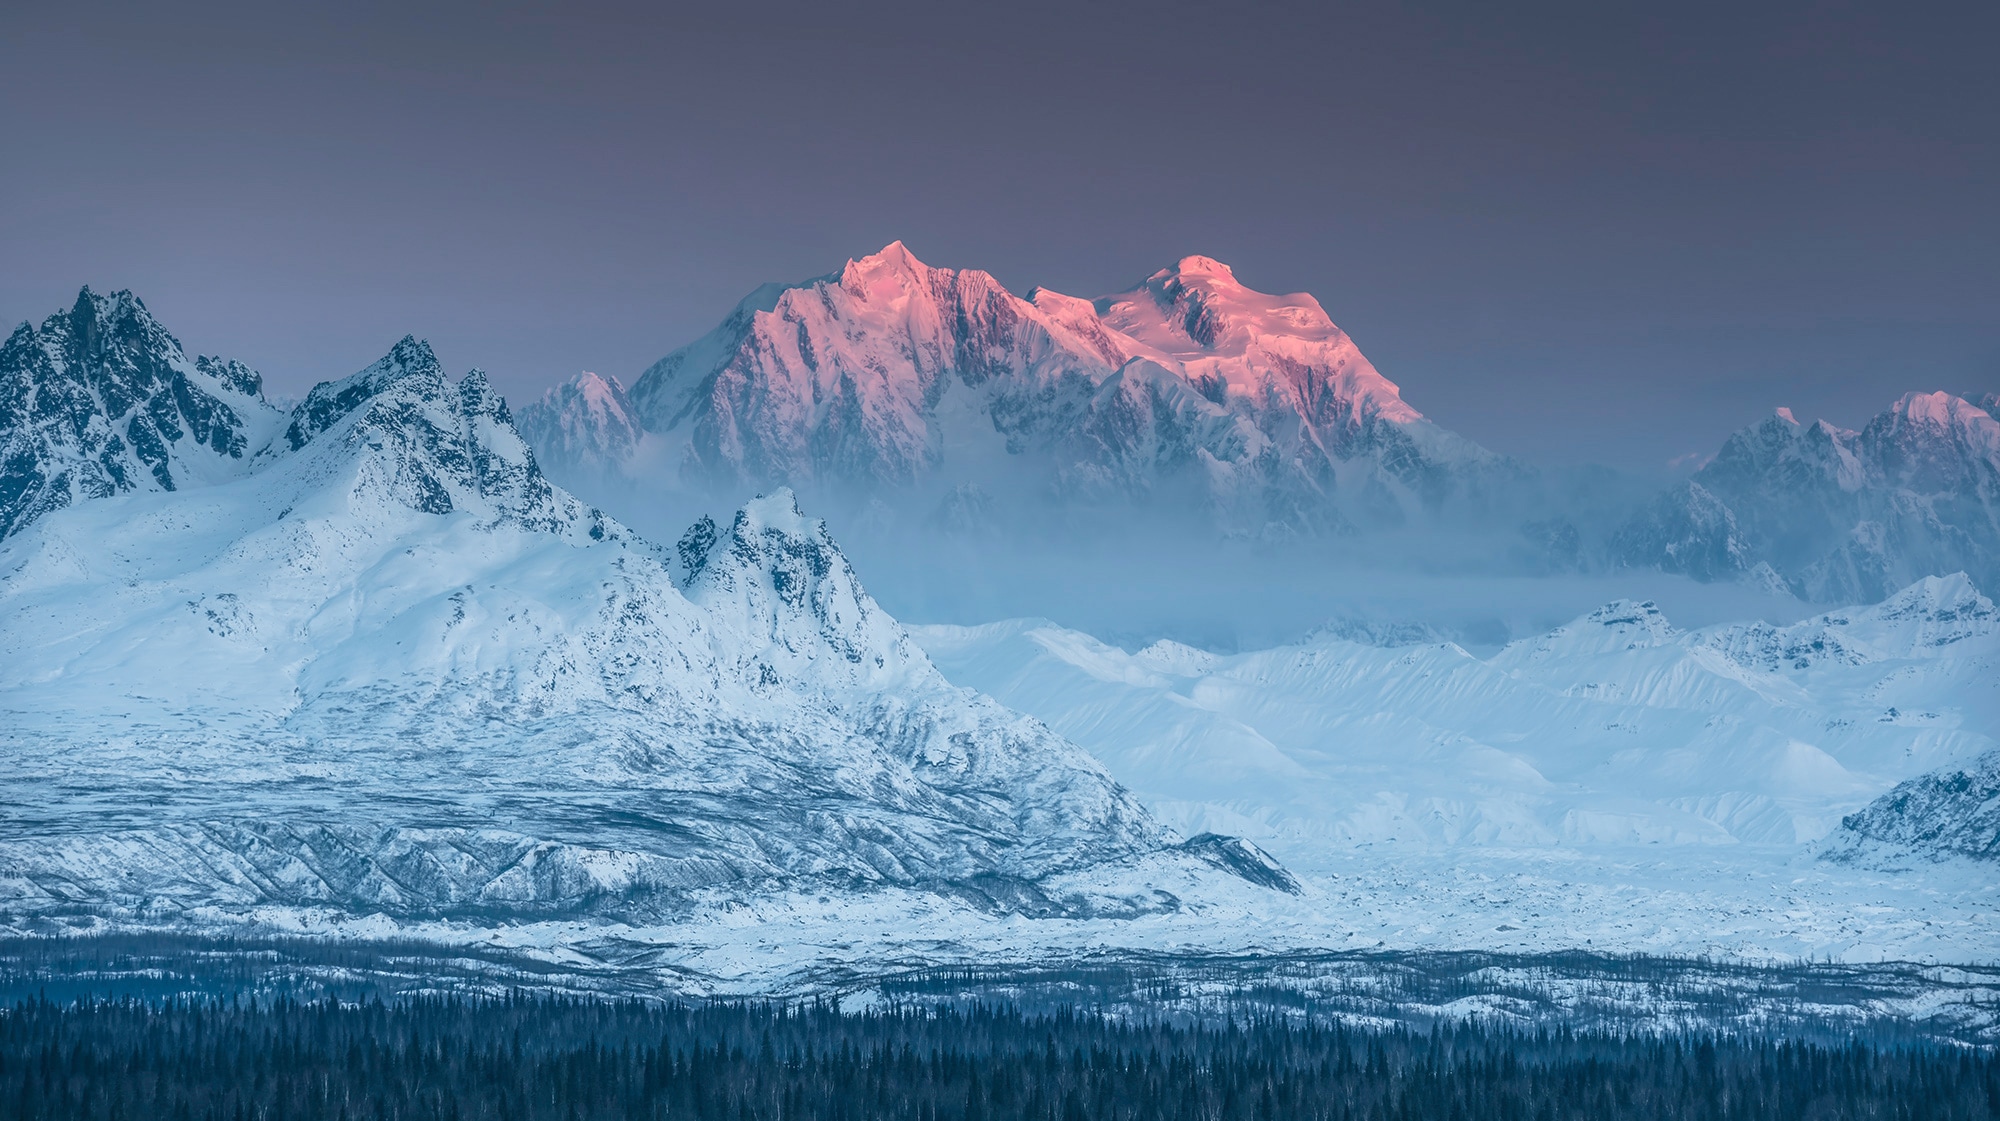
[1,995,1995,1121]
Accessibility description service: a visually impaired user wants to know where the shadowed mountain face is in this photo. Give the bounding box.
[0,330,1286,927]
[1615,394,2000,602]
[1828,749,2000,865]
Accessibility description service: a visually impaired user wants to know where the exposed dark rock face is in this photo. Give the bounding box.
[0,288,280,538]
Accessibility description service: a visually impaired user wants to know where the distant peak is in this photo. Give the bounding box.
[348,335,441,383]
[68,285,151,327]
[1141,256,1247,298]
[281,335,445,451]
[458,368,502,416]
[1774,407,1798,424]
[847,240,929,276]
[569,370,624,392]
[536,370,631,410]
[1871,572,1995,627]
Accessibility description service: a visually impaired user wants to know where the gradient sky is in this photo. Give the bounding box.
[4,0,1995,471]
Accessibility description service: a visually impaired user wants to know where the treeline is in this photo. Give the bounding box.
[1,994,1995,1121]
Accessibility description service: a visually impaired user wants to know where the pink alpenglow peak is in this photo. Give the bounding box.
[1885,390,2000,451]
[1096,255,1422,426]
[612,242,1490,531]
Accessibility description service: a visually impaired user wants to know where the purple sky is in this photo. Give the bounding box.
[3,0,1995,470]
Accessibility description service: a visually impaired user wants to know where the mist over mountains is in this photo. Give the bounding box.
[508,244,2000,631]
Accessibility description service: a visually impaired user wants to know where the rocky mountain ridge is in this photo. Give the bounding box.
[0,288,282,538]
[1828,750,2000,864]
[0,328,1280,928]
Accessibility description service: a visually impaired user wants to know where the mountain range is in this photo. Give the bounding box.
[521,243,1511,537]
[913,573,2000,865]
[0,281,1993,986]
[1615,394,2000,602]
[0,294,1281,930]
[514,244,2000,606]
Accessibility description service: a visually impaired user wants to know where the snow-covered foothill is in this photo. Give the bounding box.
[911,575,2000,863]
[0,335,1280,928]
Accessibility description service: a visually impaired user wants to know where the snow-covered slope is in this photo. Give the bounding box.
[0,337,1275,925]
[0,288,283,539]
[1616,394,2000,601]
[587,243,1507,533]
[1827,750,2000,865]
[911,574,2000,867]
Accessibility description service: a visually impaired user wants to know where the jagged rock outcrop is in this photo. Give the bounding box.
[0,287,282,538]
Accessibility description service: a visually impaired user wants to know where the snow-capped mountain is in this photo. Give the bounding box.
[910,574,2000,865]
[0,331,1276,926]
[0,288,283,539]
[1616,393,2000,602]
[565,243,1507,533]
[515,371,644,477]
